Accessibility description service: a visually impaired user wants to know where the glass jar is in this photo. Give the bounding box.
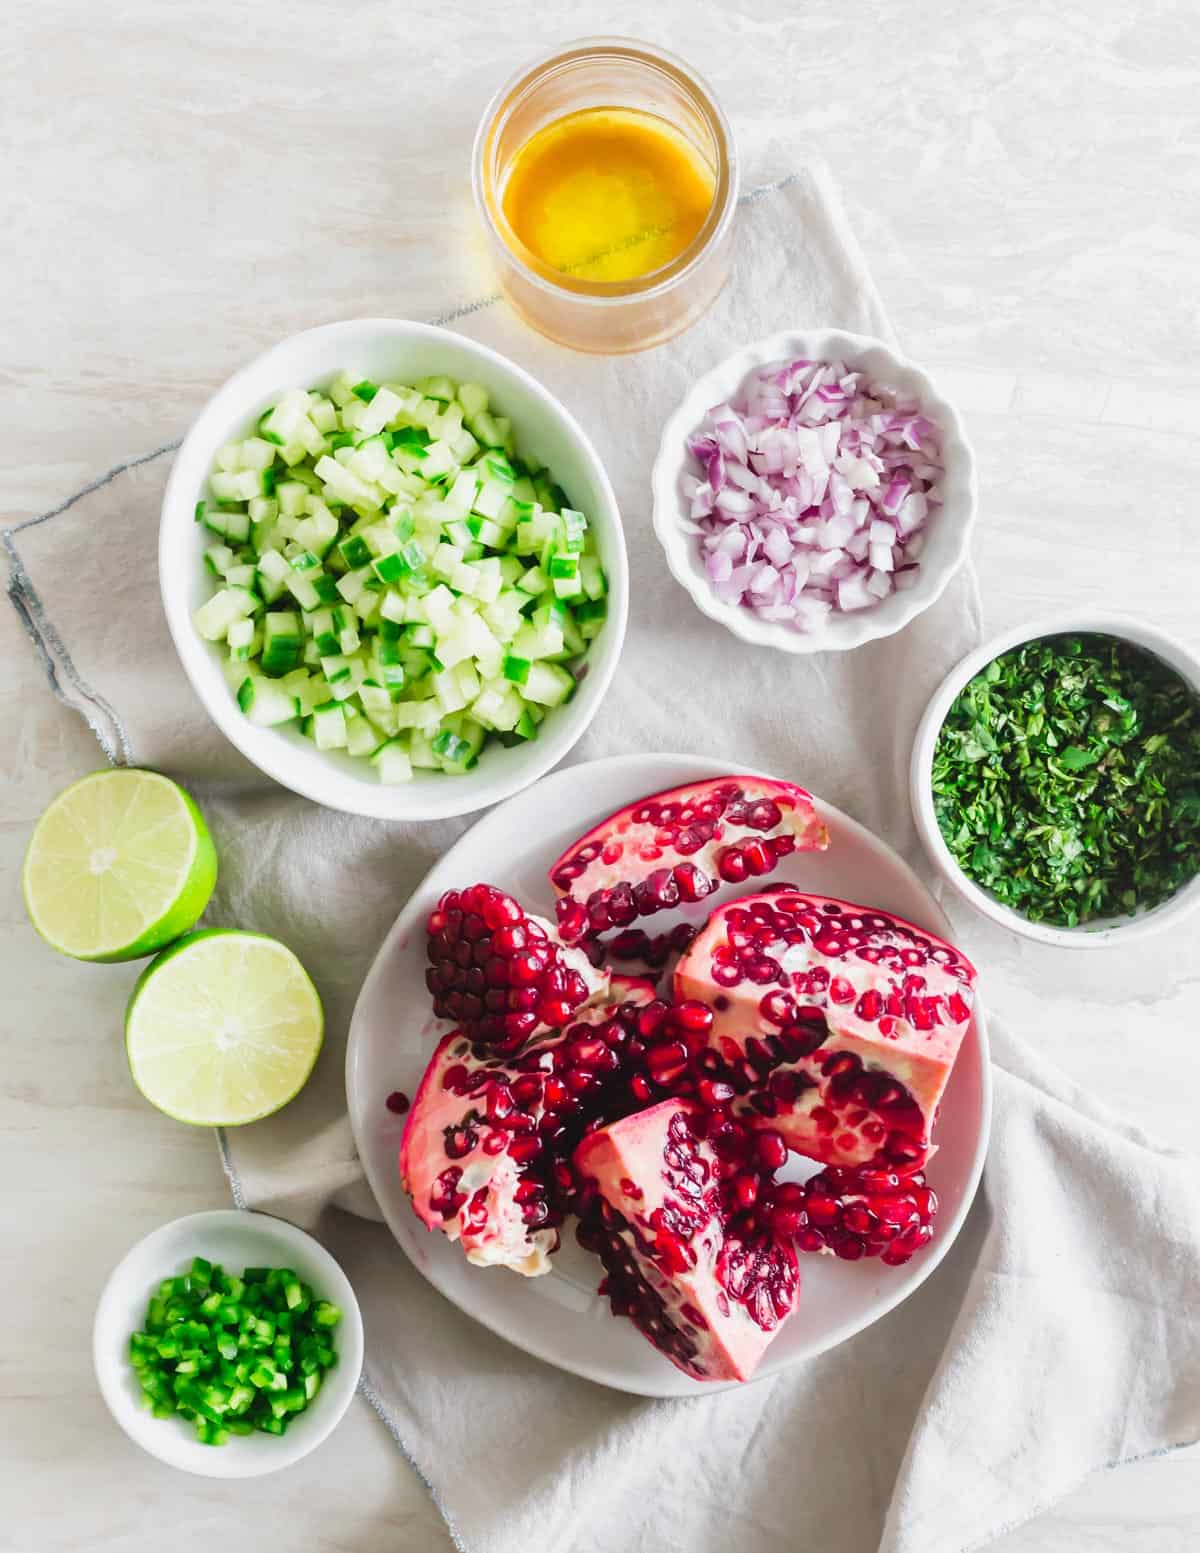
[472,38,738,354]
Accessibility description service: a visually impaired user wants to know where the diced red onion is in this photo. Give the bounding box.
[869,542,895,573]
[681,357,944,630]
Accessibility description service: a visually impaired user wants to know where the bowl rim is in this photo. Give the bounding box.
[92,1208,364,1478]
[159,317,628,821]
[910,608,1200,948]
[649,327,978,655]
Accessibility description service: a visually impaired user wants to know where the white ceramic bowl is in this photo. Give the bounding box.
[911,610,1200,948]
[93,1210,363,1478]
[650,329,976,654]
[160,319,628,821]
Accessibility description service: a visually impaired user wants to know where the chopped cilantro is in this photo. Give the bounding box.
[931,633,1200,927]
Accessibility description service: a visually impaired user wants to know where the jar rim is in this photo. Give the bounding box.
[471,37,738,309]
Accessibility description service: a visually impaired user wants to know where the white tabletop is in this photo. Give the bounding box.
[3,3,1198,1549]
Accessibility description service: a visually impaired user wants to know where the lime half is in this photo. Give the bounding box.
[22,768,218,962]
[126,929,324,1125]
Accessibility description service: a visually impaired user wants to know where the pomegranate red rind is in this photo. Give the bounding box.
[574,1099,800,1383]
[674,890,976,1169]
[548,777,829,944]
[400,978,658,1277]
[425,882,609,1053]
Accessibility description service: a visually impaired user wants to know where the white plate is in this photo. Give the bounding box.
[346,753,991,1397]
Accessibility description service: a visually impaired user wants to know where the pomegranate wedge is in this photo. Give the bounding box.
[401,978,657,1277]
[674,891,976,1169]
[549,776,830,944]
[575,1100,800,1383]
[425,883,609,1053]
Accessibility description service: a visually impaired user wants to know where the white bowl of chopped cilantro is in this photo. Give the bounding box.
[160,319,627,820]
[911,612,1200,947]
[93,1210,363,1477]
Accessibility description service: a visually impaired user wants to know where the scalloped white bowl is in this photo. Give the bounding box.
[911,610,1200,948]
[160,319,628,822]
[650,329,977,655]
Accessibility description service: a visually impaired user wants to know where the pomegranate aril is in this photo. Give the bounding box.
[443,1125,477,1159]
[556,899,589,943]
[715,846,749,884]
[754,1130,789,1171]
[486,1082,515,1121]
[673,862,713,903]
[804,1194,841,1227]
[491,924,527,955]
[510,1073,543,1109]
[741,839,773,876]
[647,1041,689,1085]
[671,999,714,1034]
[502,1011,539,1045]
[732,1173,759,1209]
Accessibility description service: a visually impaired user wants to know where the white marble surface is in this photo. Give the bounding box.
[3,2,1199,1549]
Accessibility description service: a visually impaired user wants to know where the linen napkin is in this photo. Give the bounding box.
[7,158,1198,1553]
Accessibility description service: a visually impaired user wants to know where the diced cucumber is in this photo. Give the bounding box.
[510,622,564,660]
[237,677,299,727]
[205,543,236,578]
[575,597,608,640]
[522,661,575,707]
[456,382,488,419]
[227,617,259,662]
[415,375,456,403]
[371,739,413,783]
[194,588,258,642]
[309,703,348,750]
[346,711,383,758]
[580,554,607,599]
[260,611,305,675]
[391,699,442,731]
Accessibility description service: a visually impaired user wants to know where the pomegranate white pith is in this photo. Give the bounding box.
[575,1100,800,1383]
[674,890,976,1168]
[548,777,830,945]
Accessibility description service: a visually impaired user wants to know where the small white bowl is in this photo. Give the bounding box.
[160,319,628,821]
[650,328,976,654]
[93,1210,364,1478]
[911,610,1200,948]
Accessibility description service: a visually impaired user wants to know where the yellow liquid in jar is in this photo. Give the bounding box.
[501,107,716,285]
